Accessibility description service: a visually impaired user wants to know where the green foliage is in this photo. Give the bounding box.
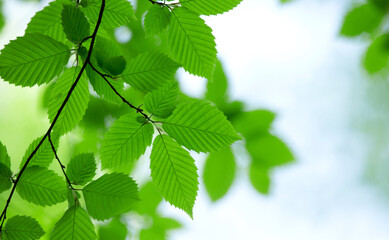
[364,34,389,74]
[0,33,70,86]
[17,166,67,206]
[2,215,45,240]
[203,147,235,201]
[168,7,216,79]
[205,60,228,106]
[101,56,127,76]
[0,141,11,168]
[163,100,241,152]
[19,135,59,169]
[144,81,179,118]
[51,206,96,240]
[66,153,96,185]
[0,163,12,193]
[249,164,270,194]
[180,0,243,15]
[100,114,154,169]
[48,67,90,136]
[61,4,90,44]
[98,218,127,240]
[144,5,171,36]
[82,173,139,220]
[150,135,198,218]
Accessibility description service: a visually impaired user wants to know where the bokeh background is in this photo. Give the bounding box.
[2,0,389,239]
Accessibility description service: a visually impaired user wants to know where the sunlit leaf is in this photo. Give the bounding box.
[144,81,179,118]
[61,4,90,43]
[144,5,170,36]
[180,0,243,15]
[0,141,11,168]
[66,153,96,185]
[205,59,228,106]
[98,217,127,240]
[19,135,59,169]
[0,163,12,193]
[3,216,45,240]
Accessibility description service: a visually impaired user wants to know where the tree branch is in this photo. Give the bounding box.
[0,0,106,232]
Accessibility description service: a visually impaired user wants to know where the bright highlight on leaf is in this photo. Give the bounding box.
[144,5,171,36]
[66,153,96,185]
[181,0,243,15]
[168,7,217,79]
[17,166,67,206]
[144,81,179,118]
[82,173,139,220]
[150,135,199,218]
[61,4,90,44]
[0,33,70,87]
[163,101,241,153]
[48,67,90,136]
[3,215,45,240]
[100,114,154,169]
[51,206,96,240]
[121,52,180,92]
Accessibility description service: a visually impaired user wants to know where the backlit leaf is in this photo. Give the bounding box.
[0,163,12,193]
[0,141,11,168]
[3,216,45,240]
[144,5,170,36]
[144,81,178,118]
[98,218,127,240]
[181,0,243,15]
[66,153,96,185]
[249,164,270,194]
[61,4,90,44]
[19,135,59,169]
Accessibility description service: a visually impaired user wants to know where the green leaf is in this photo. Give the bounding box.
[233,110,275,140]
[3,215,45,240]
[340,3,384,37]
[0,163,12,193]
[121,52,179,92]
[98,218,127,240]
[163,100,241,153]
[181,0,243,15]
[66,153,96,185]
[150,134,198,218]
[48,67,90,136]
[50,206,96,240]
[249,164,270,194]
[17,166,67,206]
[364,34,389,74]
[82,173,139,220]
[144,5,171,36]
[19,135,59,169]
[246,134,294,167]
[168,7,217,79]
[369,0,389,10]
[101,56,127,76]
[100,114,154,169]
[25,0,68,43]
[135,182,162,215]
[0,141,11,168]
[0,33,70,87]
[144,81,179,118]
[61,4,90,44]
[205,59,228,106]
[82,0,135,29]
[203,147,235,201]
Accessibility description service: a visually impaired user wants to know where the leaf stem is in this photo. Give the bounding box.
[0,0,106,232]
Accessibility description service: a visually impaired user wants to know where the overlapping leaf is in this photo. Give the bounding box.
[168,8,216,79]
[150,135,198,218]
[48,67,89,136]
[0,163,12,193]
[61,4,90,43]
[82,0,135,29]
[25,0,68,43]
[50,206,96,240]
[144,81,178,118]
[82,173,139,220]
[19,135,59,169]
[144,5,171,36]
[17,166,67,206]
[163,101,241,152]
[0,33,70,86]
[203,147,235,201]
[66,153,96,185]
[121,52,179,92]
[0,141,10,167]
[100,114,154,169]
[3,215,45,240]
[181,0,243,15]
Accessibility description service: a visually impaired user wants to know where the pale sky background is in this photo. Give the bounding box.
[2,0,389,239]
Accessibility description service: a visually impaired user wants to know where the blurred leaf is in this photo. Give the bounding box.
[203,147,235,201]
[17,166,67,206]
[66,153,96,185]
[82,173,139,220]
[233,110,275,140]
[3,215,45,240]
[98,217,127,240]
[249,164,270,194]
[101,56,127,76]
[135,182,163,215]
[51,206,96,240]
[369,0,389,10]
[0,1,5,33]
[140,216,181,240]
[0,163,12,193]
[340,3,384,37]
[220,100,244,121]
[364,33,389,74]
[246,134,294,167]
[0,141,11,168]
[61,4,90,44]
[144,81,179,118]
[205,59,228,106]
[144,5,170,36]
